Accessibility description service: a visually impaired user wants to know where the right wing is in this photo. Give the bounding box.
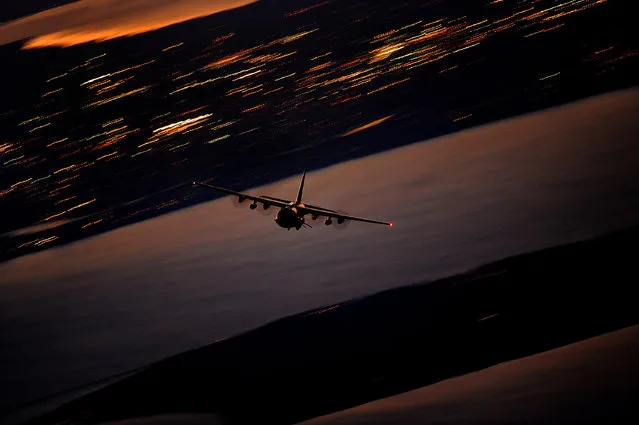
[300,205,393,227]
[193,182,291,208]
[302,203,339,213]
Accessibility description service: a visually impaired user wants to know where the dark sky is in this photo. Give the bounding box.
[0,1,77,21]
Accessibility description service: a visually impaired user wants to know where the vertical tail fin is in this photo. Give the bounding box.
[295,171,306,204]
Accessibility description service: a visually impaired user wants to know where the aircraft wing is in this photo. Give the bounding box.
[260,195,293,204]
[300,205,393,227]
[302,203,339,213]
[193,182,291,208]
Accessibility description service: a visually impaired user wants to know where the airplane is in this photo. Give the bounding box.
[193,171,393,230]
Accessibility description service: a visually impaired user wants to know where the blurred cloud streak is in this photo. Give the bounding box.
[2,219,74,237]
[0,0,257,49]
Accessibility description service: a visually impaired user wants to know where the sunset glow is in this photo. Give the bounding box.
[0,0,257,49]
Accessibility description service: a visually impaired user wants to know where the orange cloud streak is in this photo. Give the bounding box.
[341,115,395,137]
[0,0,257,49]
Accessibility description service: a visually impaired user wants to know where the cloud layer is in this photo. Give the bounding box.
[2,88,639,412]
[0,0,256,49]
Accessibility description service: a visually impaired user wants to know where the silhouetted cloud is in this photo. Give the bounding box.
[0,0,257,49]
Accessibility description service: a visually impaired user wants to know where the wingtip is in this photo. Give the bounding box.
[389,222,394,227]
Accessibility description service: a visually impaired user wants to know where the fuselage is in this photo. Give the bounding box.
[275,204,305,230]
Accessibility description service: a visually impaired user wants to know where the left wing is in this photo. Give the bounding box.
[300,205,392,227]
[193,182,290,208]
[260,195,294,204]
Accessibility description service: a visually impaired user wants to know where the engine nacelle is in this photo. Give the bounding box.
[263,203,270,210]
[337,217,345,224]
[311,214,320,220]
[325,218,333,226]
[250,202,257,209]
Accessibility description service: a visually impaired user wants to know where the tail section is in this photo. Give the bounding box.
[295,171,306,204]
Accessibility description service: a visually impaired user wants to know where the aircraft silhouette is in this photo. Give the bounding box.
[194,172,393,230]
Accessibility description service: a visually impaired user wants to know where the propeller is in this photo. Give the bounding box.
[333,210,351,230]
[231,195,249,208]
[309,213,322,222]
[257,202,274,216]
